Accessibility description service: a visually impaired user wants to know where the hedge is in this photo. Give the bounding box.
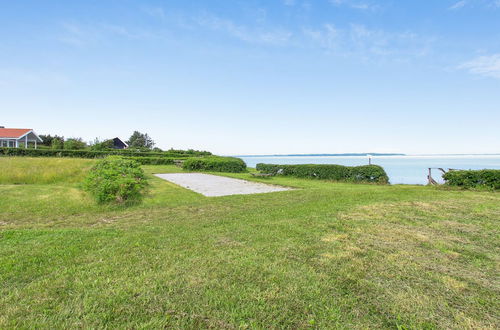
[443,169,500,190]
[183,157,247,173]
[256,163,389,183]
[0,147,201,159]
[120,157,179,165]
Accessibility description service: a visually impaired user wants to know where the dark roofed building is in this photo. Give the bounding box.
[111,137,128,149]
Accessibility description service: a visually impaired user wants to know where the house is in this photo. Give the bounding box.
[111,137,128,149]
[0,127,42,148]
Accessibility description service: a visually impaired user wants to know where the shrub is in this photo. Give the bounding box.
[64,138,87,150]
[167,148,212,156]
[83,157,148,203]
[443,169,500,190]
[183,157,247,173]
[90,139,114,151]
[350,165,389,183]
[0,147,207,159]
[39,134,63,147]
[256,163,389,184]
[121,157,179,165]
[51,138,64,149]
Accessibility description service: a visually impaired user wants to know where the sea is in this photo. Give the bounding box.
[237,155,500,185]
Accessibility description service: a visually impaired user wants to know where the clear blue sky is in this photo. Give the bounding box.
[1,0,499,155]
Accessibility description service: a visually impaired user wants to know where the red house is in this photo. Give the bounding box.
[0,127,43,148]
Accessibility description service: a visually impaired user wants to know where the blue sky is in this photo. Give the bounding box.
[1,0,499,155]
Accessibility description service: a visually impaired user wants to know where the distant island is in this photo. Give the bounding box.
[235,153,406,157]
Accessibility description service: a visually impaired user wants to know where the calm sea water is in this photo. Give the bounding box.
[238,155,500,185]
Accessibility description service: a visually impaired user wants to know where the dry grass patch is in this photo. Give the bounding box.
[318,197,500,329]
[0,157,95,184]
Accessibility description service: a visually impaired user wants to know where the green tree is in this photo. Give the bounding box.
[51,136,64,149]
[39,134,54,146]
[127,131,155,149]
[64,138,87,150]
[90,138,114,151]
[40,134,64,147]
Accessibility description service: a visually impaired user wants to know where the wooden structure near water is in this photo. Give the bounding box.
[427,168,458,185]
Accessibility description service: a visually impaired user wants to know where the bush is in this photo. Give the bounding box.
[183,157,247,173]
[0,147,206,159]
[90,139,114,151]
[350,165,389,183]
[83,157,148,203]
[443,169,500,190]
[121,157,179,165]
[64,138,87,150]
[51,138,64,149]
[256,163,389,184]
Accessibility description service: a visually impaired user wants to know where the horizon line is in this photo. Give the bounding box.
[230,153,500,157]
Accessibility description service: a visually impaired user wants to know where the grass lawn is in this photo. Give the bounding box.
[0,158,499,328]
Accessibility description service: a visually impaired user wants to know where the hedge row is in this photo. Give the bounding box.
[256,163,389,183]
[183,157,247,173]
[0,147,199,159]
[121,157,179,165]
[443,169,500,190]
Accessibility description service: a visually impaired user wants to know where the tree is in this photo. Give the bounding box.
[127,131,155,149]
[64,137,87,150]
[40,134,64,147]
[51,136,65,149]
[90,138,114,151]
[39,134,53,146]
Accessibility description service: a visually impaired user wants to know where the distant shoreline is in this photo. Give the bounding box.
[234,153,405,157]
[233,153,500,157]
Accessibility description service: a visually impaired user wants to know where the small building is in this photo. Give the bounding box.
[111,137,128,149]
[0,127,42,148]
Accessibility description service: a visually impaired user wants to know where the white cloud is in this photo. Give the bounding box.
[58,22,156,47]
[194,14,292,46]
[303,24,340,51]
[302,23,434,60]
[449,0,500,10]
[449,1,467,10]
[142,6,166,20]
[329,0,378,11]
[459,54,500,78]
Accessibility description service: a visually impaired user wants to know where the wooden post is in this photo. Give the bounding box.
[428,168,439,185]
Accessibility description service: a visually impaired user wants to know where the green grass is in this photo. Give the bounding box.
[0,157,95,184]
[0,158,499,328]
